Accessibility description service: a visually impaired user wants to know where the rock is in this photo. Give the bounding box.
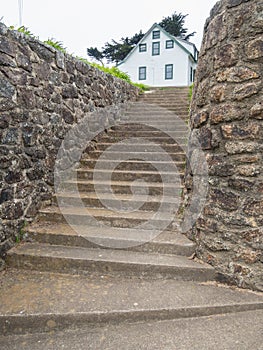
[245,35,263,59]
[221,123,260,140]
[0,77,15,98]
[233,83,259,100]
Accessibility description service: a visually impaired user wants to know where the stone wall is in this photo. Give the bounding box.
[0,23,138,258]
[185,0,263,291]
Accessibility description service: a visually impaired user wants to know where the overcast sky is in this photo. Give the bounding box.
[0,0,218,58]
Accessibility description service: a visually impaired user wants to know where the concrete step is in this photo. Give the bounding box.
[110,123,187,131]
[36,206,178,229]
[138,99,189,105]
[86,151,186,162]
[54,191,179,212]
[94,142,184,152]
[26,222,196,256]
[79,159,186,172]
[123,113,189,120]
[2,310,262,348]
[6,243,215,281]
[127,105,188,112]
[97,135,188,144]
[1,269,263,336]
[105,130,189,138]
[64,179,182,195]
[76,168,184,182]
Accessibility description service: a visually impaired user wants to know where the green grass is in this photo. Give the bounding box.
[9,25,147,92]
[189,83,194,102]
[77,58,149,91]
[9,25,36,38]
[15,220,28,243]
[44,38,67,53]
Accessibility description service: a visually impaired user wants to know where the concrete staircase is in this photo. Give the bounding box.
[6,87,212,281]
[1,87,263,346]
[139,87,190,119]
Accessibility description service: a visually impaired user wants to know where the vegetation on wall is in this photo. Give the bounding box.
[188,83,194,102]
[87,11,196,64]
[77,57,149,91]
[8,25,148,91]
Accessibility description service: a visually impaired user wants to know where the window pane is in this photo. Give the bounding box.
[152,30,160,39]
[139,67,146,80]
[166,40,174,49]
[165,64,173,80]
[139,44,147,52]
[152,42,160,56]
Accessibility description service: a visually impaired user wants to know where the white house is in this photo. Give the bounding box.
[117,23,198,87]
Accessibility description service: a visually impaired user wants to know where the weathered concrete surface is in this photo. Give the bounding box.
[1,310,263,349]
[0,269,262,335]
[6,242,215,281]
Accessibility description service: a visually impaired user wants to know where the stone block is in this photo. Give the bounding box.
[216,66,259,82]
[245,35,263,59]
[233,83,259,100]
[221,123,260,140]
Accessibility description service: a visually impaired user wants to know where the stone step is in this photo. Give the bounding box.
[54,191,179,212]
[86,150,186,162]
[76,168,184,182]
[36,206,177,230]
[64,179,182,195]
[6,243,215,281]
[79,159,186,172]
[2,269,263,336]
[26,222,196,256]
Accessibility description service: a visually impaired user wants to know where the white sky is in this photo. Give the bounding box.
[0,0,218,58]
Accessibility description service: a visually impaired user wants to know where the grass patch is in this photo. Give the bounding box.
[9,25,147,92]
[44,38,67,53]
[188,83,194,102]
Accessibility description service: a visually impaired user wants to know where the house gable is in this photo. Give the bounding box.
[117,23,197,66]
[117,23,198,87]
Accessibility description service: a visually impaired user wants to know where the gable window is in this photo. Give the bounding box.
[152,30,160,39]
[139,43,147,52]
[152,42,160,56]
[165,64,173,80]
[166,40,174,49]
[139,66,147,80]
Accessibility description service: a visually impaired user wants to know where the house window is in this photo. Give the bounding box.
[190,67,196,83]
[166,40,174,49]
[139,66,147,80]
[139,43,147,52]
[152,30,160,39]
[165,64,173,80]
[152,42,160,56]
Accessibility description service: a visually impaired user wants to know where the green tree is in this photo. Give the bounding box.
[159,12,195,40]
[87,12,195,64]
[87,47,105,66]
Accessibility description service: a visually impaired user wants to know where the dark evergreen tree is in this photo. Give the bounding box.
[87,47,104,65]
[87,13,195,64]
[159,12,195,40]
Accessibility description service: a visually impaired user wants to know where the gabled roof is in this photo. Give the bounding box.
[117,23,198,66]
